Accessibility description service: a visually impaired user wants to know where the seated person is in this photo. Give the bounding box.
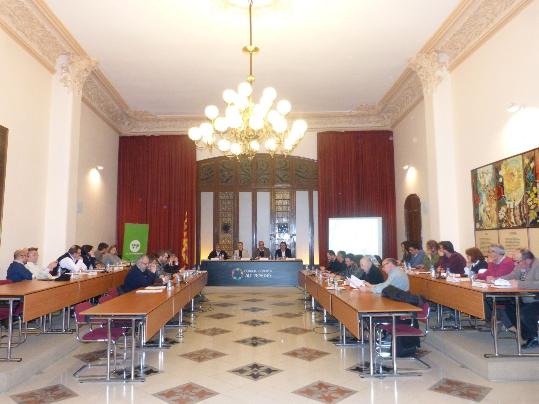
[332,250,347,276]
[342,253,363,279]
[7,249,33,282]
[95,242,109,264]
[233,241,249,259]
[422,240,439,269]
[407,242,426,268]
[25,247,57,279]
[359,256,385,284]
[275,242,292,259]
[252,240,271,259]
[359,258,409,294]
[464,247,488,276]
[322,250,337,272]
[102,244,122,267]
[501,249,539,347]
[56,245,87,274]
[208,244,229,260]
[400,241,412,265]
[121,255,161,293]
[478,244,514,281]
[437,241,466,275]
[81,244,97,269]
[157,250,179,274]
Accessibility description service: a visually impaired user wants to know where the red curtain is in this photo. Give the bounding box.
[117,135,197,266]
[317,131,397,264]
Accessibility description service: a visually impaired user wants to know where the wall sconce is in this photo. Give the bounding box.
[402,165,409,170]
[95,165,104,171]
[507,103,523,113]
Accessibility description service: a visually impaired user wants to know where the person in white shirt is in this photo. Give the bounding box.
[58,245,87,273]
[25,247,57,279]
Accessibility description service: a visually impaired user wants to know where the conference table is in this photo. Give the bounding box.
[80,271,207,382]
[408,272,539,358]
[201,259,303,286]
[0,267,129,362]
[299,270,421,377]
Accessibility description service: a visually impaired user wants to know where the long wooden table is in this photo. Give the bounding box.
[0,268,128,362]
[408,273,539,357]
[80,271,207,382]
[299,271,421,376]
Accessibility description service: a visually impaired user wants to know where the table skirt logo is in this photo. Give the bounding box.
[231,268,244,280]
[129,240,141,253]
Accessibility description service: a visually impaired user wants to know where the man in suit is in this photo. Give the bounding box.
[275,242,292,259]
[359,256,385,285]
[233,241,249,259]
[7,249,33,282]
[56,245,87,274]
[253,240,271,259]
[208,244,229,260]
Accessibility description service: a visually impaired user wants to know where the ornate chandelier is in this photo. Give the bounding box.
[188,0,307,158]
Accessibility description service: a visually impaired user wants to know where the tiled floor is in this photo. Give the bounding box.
[2,287,539,403]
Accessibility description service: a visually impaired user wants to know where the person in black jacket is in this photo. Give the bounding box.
[208,244,229,260]
[275,242,292,259]
[359,256,385,285]
[121,255,159,293]
[465,247,488,275]
[157,250,179,274]
[81,245,97,269]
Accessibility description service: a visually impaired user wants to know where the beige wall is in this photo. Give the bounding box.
[0,29,52,274]
[75,103,119,248]
[451,0,539,250]
[393,100,430,248]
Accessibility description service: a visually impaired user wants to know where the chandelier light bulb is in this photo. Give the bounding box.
[264,137,277,151]
[238,82,253,97]
[249,116,264,130]
[267,110,280,125]
[252,104,267,118]
[230,142,242,155]
[223,89,237,104]
[200,122,213,137]
[249,140,260,151]
[228,114,243,129]
[262,87,277,101]
[226,105,240,118]
[284,140,294,151]
[204,105,219,120]
[214,117,228,132]
[276,99,291,115]
[236,96,249,111]
[272,117,287,133]
[188,127,202,141]
[292,119,308,134]
[218,138,231,152]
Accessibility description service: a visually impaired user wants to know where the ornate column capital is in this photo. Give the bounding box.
[58,54,98,95]
[409,51,447,96]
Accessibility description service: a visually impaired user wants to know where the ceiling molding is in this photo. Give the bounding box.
[0,0,532,133]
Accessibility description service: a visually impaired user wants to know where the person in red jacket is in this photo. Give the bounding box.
[477,244,514,281]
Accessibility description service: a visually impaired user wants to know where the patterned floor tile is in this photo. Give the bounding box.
[283,347,330,361]
[180,348,227,363]
[241,307,266,312]
[73,349,107,363]
[278,326,311,335]
[195,327,231,336]
[243,298,264,302]
[415,348,431,358]
[429,378,492,402]
[228,362,282,381]
[112,365,159,378]
[205,313,234,319]
[10,384,78,404]
[154,382,218,403]
[235,336,274,347]
[346,363,392,374]
[274,312,303,318]
[293,381,357,403]
[212,302,236,307]
[271,301,295,306]
[239,319,270,327]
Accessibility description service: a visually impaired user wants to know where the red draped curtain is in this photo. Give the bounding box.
[117,135,196,266]
[317,131,397,264]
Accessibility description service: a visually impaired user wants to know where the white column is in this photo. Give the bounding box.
[410,52,461,248]
[42,54,96,260]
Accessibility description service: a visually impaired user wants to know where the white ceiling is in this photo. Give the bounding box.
[45,0,459,115]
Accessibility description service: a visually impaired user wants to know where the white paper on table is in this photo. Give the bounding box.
[210,258,220,261]
[349,275,365,289]
[145,286,166,290]
[259,258,269,261]
[472,281,488,288]
[241,258,251,261]
[493,278,511,286]
[136,289,164,294]
[478,268,487,274]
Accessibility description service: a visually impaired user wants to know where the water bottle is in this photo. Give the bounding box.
[105,263,110,273]
[430,265,435,279]
[167,279,173,290]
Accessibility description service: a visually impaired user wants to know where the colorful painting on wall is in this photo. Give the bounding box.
[473,164,498,229]
[472,147,539,232]
[524,149,539,227]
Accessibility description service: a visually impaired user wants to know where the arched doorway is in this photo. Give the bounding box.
[404,194,422,245]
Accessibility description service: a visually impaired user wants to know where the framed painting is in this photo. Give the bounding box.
[495,155,527,228]
[524,149,539,227]
[473,164,498,230]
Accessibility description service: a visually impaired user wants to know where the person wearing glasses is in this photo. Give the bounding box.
[6,249,33,282]
[121,255,159,293]
[275,242,292,259]
[359,258,409,294]
[156,250,179,275]
[477,244,514,281]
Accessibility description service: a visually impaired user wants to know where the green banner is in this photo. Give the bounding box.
[122,223,149,262]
